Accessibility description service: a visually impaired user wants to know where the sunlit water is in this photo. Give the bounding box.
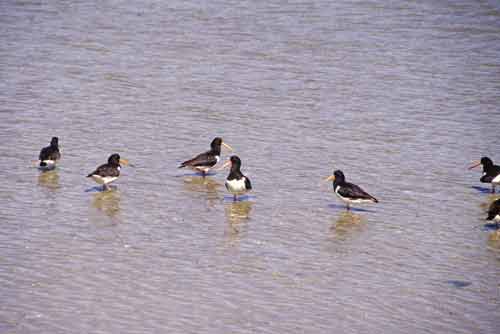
[1,1,499,333]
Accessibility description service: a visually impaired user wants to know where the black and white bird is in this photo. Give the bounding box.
[38,137,61,170]
[221,155,252,201]
[325,170,378,210]
[486,198,500,225]
[87,154,128,190]
[179,137,233,176]
[469,157,500,193]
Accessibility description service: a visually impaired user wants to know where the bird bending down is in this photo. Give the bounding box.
[487,198,500,226]
[87,153,128,191]
[220,155,252,201]
[325,170,378,210]
[469,157,500,193]
[38,137,61,170]
[178,137,233,177]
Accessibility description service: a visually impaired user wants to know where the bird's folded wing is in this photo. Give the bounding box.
[180,151,217,168]
[245,177,252,190]
[339,182,376,201]
[88,164,119,177]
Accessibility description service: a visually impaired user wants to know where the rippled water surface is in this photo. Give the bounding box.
[1,1,500,333]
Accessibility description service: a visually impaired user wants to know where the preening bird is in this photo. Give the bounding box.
[38,137,61,170]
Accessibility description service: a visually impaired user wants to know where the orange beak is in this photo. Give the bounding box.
[468,161,481,170]
[222,142,233,152]
[119,159,129,166]
[324,175,335,182]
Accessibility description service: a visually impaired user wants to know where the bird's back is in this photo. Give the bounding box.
[39,146,60,161]
[338,181,378,202]
[179,150,217,168]
[88,163,120,178]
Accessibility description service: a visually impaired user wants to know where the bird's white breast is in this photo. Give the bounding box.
[225,178,248,194]
[40,160,57,170]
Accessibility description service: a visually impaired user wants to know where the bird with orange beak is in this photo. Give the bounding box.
[179,137,233,177]
[325,170,378,210]
[87,153,129,191]
[220,155,252,201]
[468,157,500,193]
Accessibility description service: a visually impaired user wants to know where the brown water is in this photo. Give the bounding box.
[1,1,500,333]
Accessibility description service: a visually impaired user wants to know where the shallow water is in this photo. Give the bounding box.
[1,0,500,333]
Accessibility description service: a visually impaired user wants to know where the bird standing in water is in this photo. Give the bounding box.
[469,157,500,193]
[87,153,128,191]
[179,137,233,177]
[38,137,61,170]
[325,170,378,210]
[220,155,252,201]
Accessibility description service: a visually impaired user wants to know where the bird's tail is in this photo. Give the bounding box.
[371,196,379,203]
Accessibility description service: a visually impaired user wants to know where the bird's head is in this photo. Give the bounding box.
[108,153,128,166]
[211,137,233,152]
[469,156,493,170]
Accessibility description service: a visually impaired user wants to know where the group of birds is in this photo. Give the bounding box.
[177,137,252,200]
[37,136,252,200]
[37,136,500,224]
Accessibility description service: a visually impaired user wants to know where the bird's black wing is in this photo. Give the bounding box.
[491,165,500,179]
[179,150,217,168]
[39,146,51,160]
[481,165,500,182]
[39,146,60,161]
[338,182,378,202]
[48,149,60,161]
[245,176,252,190]
[481,175,495,183]
[87,163,119,177]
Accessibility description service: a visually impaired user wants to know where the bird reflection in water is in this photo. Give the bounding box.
[38,170,60,190]
[183,176,222,206]
[224,200,253,246]
[92,189,121,219]
[330,211,365,240]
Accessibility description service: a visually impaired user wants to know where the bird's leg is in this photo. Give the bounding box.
[202,170,206,178]
[233,195,237,202]
[493,185,496,194]
[103,184,109,191]
[346,203,351,211]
